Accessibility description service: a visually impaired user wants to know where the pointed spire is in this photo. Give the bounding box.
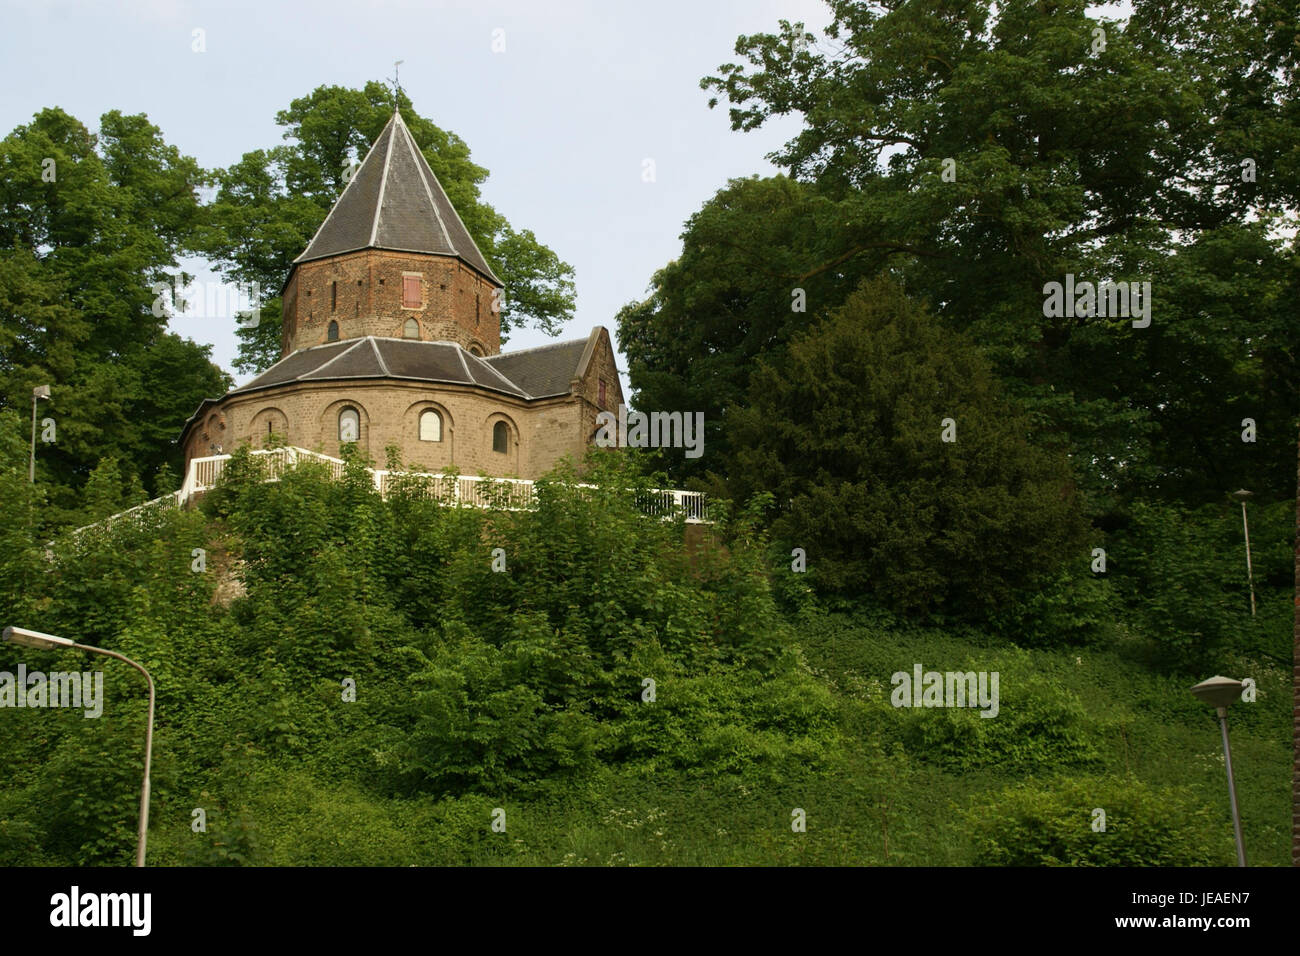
[293,111,501,284]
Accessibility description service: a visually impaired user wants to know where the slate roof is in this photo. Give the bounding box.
[224,335,594,402]
[483,337,592,399]
[293,110,502,284]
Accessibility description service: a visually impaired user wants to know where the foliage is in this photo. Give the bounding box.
[1106,499,1294,666]
[964,777,1230,866]
[0,106,230,529]
[731,277,1086,617]
[695,0,1300,512]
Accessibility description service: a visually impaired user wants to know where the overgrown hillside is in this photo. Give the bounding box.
[0,447,1289,866]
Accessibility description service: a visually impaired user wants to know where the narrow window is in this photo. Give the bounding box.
[419,409,442,442]
[403,275,421,308]
[475,293,480,326]
[492,421,509,454]
[339,407,360,443]
[327,320,339,342]
[403,318,420,339]
[598,379,607,406]
[331,281,337,311]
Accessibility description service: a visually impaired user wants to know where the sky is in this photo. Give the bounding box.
[0,0,831,390]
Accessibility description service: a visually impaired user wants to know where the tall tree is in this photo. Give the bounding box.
[0,107,230,527]
[683,0,1300,509]
[730,277,1085,615]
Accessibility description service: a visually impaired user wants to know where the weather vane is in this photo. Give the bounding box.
[390,60,404,109]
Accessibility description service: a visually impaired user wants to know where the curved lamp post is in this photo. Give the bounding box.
[1190,675,1247,867]
[2,626,155,867]
[1231,489,1256,617]
[29,385,50,483]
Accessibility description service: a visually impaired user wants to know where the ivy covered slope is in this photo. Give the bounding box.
[0,431,1289,866]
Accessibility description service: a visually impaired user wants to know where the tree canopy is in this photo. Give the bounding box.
[0,107,230,525]
[619,0,1300,511]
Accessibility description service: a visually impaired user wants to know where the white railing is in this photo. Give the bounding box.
[67,447,710,541]
[67,489,185,540]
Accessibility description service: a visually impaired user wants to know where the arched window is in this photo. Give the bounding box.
[468,344,484,357]
[419,409,442,442]
[492,420,509,454]
[327,320,339,342]
[338,407,360,443]
[403,318,420,339]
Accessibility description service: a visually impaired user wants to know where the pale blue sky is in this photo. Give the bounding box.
[0,0,829,390]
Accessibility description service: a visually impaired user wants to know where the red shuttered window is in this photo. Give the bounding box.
[402,275,421,308]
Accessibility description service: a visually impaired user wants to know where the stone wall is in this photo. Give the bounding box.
[186,378,589,479]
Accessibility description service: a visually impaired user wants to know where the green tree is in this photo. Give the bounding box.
[0,107,229,528]
[618,175,874,483]
[730,278,1086,616]
[693,1,1300,510]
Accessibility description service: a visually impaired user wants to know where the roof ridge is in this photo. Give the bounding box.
[369,124,399,247]
[485,336,589,359]
[454,342,473,380]
[404,125,499,284]
[369,336,391,376]
[463,349,534,399]
[307,337,367,379]
[294,120,394,265]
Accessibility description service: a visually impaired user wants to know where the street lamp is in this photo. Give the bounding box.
[1231,489,1256,617]
[29,385,50,483]
[2,625,156,867]
[1190,675,1247,866]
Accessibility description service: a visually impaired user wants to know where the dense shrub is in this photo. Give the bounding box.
[1109,500,1291,665]
[894,675,1104,774]
[964,777,1231,866]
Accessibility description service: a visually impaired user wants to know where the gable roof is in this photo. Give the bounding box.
[483,333,595,399]
[293,110,502,284]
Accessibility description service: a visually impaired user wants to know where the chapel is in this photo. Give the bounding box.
[179,109,622,478]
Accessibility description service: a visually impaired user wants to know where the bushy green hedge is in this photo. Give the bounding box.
[964,776,1231,866]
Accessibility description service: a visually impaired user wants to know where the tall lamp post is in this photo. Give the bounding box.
[2,626,155,867]
[29,384,50,483]
[1231,489,1256,617]
[1191,675,1247,867]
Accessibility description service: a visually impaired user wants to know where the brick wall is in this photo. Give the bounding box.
[282,250,500,357]
[572,327,625,450]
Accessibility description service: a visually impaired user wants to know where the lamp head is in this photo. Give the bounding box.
[32,385,50,401]
[2,626,74,650]
[1190,675,1244,710]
